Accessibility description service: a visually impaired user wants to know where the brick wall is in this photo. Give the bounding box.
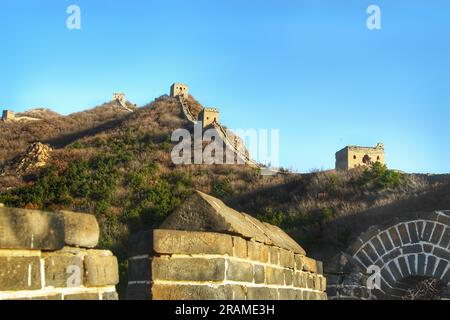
[128,230,326,300]
[0,207,119,300]
[127,191,327,300]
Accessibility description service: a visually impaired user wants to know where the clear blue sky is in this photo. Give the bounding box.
[1,0,449,173]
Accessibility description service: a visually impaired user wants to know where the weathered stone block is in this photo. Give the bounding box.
[0,207,64,250]
[226,260,253,282]
[232,236,247,259]
[294,254,304,271]
[279,249,294,269]
[248,241,269,263]
[30,294,63,300]
[64,292,100,300]
[153,229,233,256]
[152,257,225,282]
[84,254,119,287]
[152,284,232,300]
[278,288,295,300]
[269,246,279,265]
[102,291,119,300]
[247,287,278,300]
[254,264,265,284]
[43,253,84,288]
[60,211,99,248]
[284,269,293,286]
[302,257,318,273]
[228,285,246,300]
[266,266,284,285]
[0,256,41,291]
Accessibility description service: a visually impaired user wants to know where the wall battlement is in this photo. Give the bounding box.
[127,191,327,300]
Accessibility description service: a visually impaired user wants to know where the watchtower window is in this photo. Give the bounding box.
[353,155,357,160]
[363,155,372,164]
[377,156,380,160]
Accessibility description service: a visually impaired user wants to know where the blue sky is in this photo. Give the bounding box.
[1,0,449,173]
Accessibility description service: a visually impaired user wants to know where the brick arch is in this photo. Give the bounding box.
[348,211,450,299]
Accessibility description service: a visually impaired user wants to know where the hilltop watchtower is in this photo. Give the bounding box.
[199,108,220,128]
[170,83,189,99]
[1,110,15,121]
[112,93,126,105]
[336,143,385,171]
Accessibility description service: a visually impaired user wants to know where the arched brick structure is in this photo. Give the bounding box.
[327,211,450,300]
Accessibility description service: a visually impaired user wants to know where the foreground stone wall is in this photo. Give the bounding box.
[127,191,327,300]
[0,207,119,300]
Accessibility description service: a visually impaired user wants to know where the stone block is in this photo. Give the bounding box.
[247,287,278,300]
[254,264,265,284]
[84,254,119,287]
[269,246,279,265]
[152,257,225,282]
[153,229,233,256]
[59,211,99,248]
[0,207,64,250]
[247,241,269,263]
[266,266,284,285]
[64,292,100,300]
[226,260,253,282]
[302,257,318,273]
[43,252,84,288]
[102,291,119,300]
[284,269,293,286]
[232,236,248,259]
[0,256,41,291]
[278,288,295,300]
[228,285,246,300]
[294,254,304,271]
[279,249,294,269]
[152,284,232,300]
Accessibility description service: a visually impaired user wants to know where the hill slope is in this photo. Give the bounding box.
[0,93,448,297]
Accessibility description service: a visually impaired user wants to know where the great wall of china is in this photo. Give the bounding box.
[0,84,449,300]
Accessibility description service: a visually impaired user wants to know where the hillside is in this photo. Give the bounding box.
[0,92,448,298]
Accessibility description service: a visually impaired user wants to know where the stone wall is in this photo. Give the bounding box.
[127,191,327,300]
[0,207,119,300]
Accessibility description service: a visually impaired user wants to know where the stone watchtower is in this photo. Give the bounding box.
[112,93,126,105]
[1,110,14,121]
[170,83,189,99]
[199,108,220,128]
[336,143,385,170]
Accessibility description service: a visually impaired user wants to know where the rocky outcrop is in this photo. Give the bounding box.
[16,142,52,173]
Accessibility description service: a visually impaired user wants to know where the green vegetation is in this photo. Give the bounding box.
[357,162,405,190]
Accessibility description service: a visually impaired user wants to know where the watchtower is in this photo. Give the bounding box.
[112,93,126,105]
[1,110,15,121]
[336,143,385,170]
[199,108,220,128]
[170,83,189,99]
